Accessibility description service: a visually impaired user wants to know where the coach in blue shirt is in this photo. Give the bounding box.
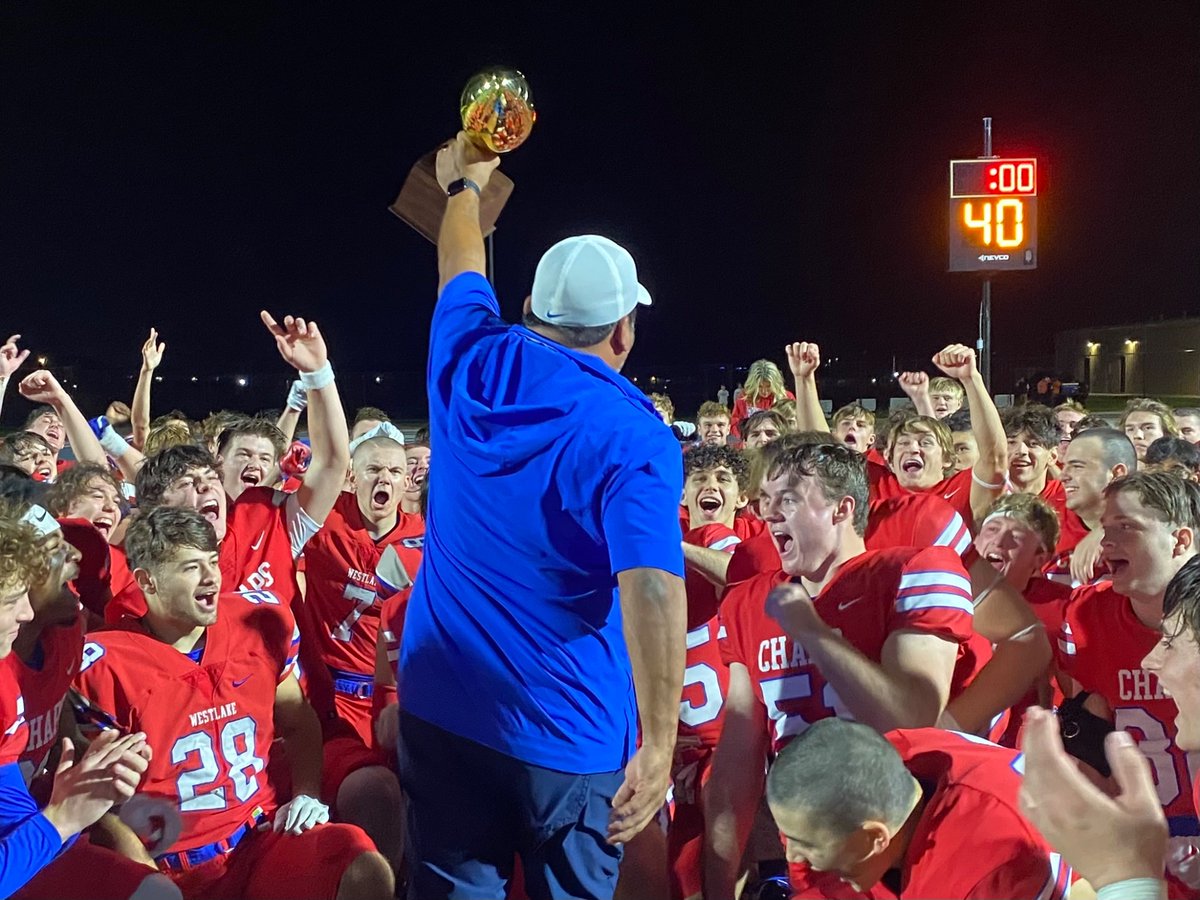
[396,133,687,900]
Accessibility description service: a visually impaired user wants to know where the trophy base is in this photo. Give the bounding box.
[389,152,514,243]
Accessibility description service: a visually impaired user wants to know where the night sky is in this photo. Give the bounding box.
[3,4,1198,417]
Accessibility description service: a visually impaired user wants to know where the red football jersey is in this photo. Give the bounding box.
[679,525,738,752]
[732,514,766,543]
[8,618,83,777]
[1058,583,1200,832]
[725,523,781,585]
[996,577,1071,748]
[0,658,28,766]
[864,494,971,557]
[300,493,423,745]
[301,493,423,678]
[790,731,1073,899]
[74,593,300,855]
[719,547,975,755]
[890,729,1071,898]
[227,487,320,607]
[868,462,975,527]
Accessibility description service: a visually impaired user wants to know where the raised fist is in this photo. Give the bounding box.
[932,344,978,381]
[785,341,820,380]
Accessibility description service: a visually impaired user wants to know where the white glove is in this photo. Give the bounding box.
[286,380,308,413]
[273,794,329,834]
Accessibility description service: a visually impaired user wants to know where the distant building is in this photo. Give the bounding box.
[1056,318,1200,397]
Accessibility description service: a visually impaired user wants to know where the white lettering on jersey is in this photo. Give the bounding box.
[188,701,240,729]
[757,636,809,673]
[1119,669,1165,701]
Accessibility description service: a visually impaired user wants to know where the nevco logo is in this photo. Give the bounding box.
[978,253,1010,262]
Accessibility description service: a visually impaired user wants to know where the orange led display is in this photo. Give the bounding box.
[950,158,1038,271]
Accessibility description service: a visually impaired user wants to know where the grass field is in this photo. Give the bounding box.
[1084,394,1200,413]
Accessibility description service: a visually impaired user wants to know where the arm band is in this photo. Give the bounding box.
[299,361,335,391]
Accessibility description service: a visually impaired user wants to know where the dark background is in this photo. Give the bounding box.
[3,3,1198,421]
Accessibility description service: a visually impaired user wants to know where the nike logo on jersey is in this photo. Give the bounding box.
[943,488,961,500]
[250,530,266,551]
[232,675,254,688]
[837,596,863,611]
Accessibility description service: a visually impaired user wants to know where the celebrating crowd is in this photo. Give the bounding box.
[0,132,1197,900]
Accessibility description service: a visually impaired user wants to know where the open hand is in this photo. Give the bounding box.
[607,743,671,845]
[43,731,151,839]
[141,328,166,371]
[261,312,328,374]
[1020,706,1167,889]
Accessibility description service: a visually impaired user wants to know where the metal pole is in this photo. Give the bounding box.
[979,117,994,391]
[980,280,992,391]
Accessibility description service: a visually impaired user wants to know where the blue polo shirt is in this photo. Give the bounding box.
[399,272,684,773]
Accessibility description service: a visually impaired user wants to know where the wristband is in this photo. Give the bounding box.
[1097,878,1167,900]
[971,470,1006,491]
[298,361,334,391]
[90,416,132,459]
[286,379,308,412]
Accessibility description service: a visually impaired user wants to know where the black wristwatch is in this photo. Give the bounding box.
[446,178,482,198]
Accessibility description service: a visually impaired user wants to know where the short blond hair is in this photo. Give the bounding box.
[982,493,1060,554]
[697,401,730,421]
[1053,399,1088,417]
[885,416,955,477]
[144,420,195,457]
[928,377,965,403]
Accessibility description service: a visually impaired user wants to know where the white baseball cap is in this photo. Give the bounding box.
[530,235,652,328]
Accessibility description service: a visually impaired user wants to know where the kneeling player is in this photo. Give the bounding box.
[768,718,1071,898]
[74,507,392,900]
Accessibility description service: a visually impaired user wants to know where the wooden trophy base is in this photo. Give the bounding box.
[389,151,514,243]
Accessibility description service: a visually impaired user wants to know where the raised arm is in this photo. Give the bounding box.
[786,341,827,432]
[608,566,686,845]
[276,380,306,444]
[435,131,500,294]
[768,583,958,730]
[932,345,1007,525]
[898,371,936,417]
[18,371,106,467]
[0,335,31,422]
[130,328,164,450]
[941,558,1049,734]
[260,312,350,525]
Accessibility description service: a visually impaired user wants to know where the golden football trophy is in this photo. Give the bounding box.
[391,68,536,242]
